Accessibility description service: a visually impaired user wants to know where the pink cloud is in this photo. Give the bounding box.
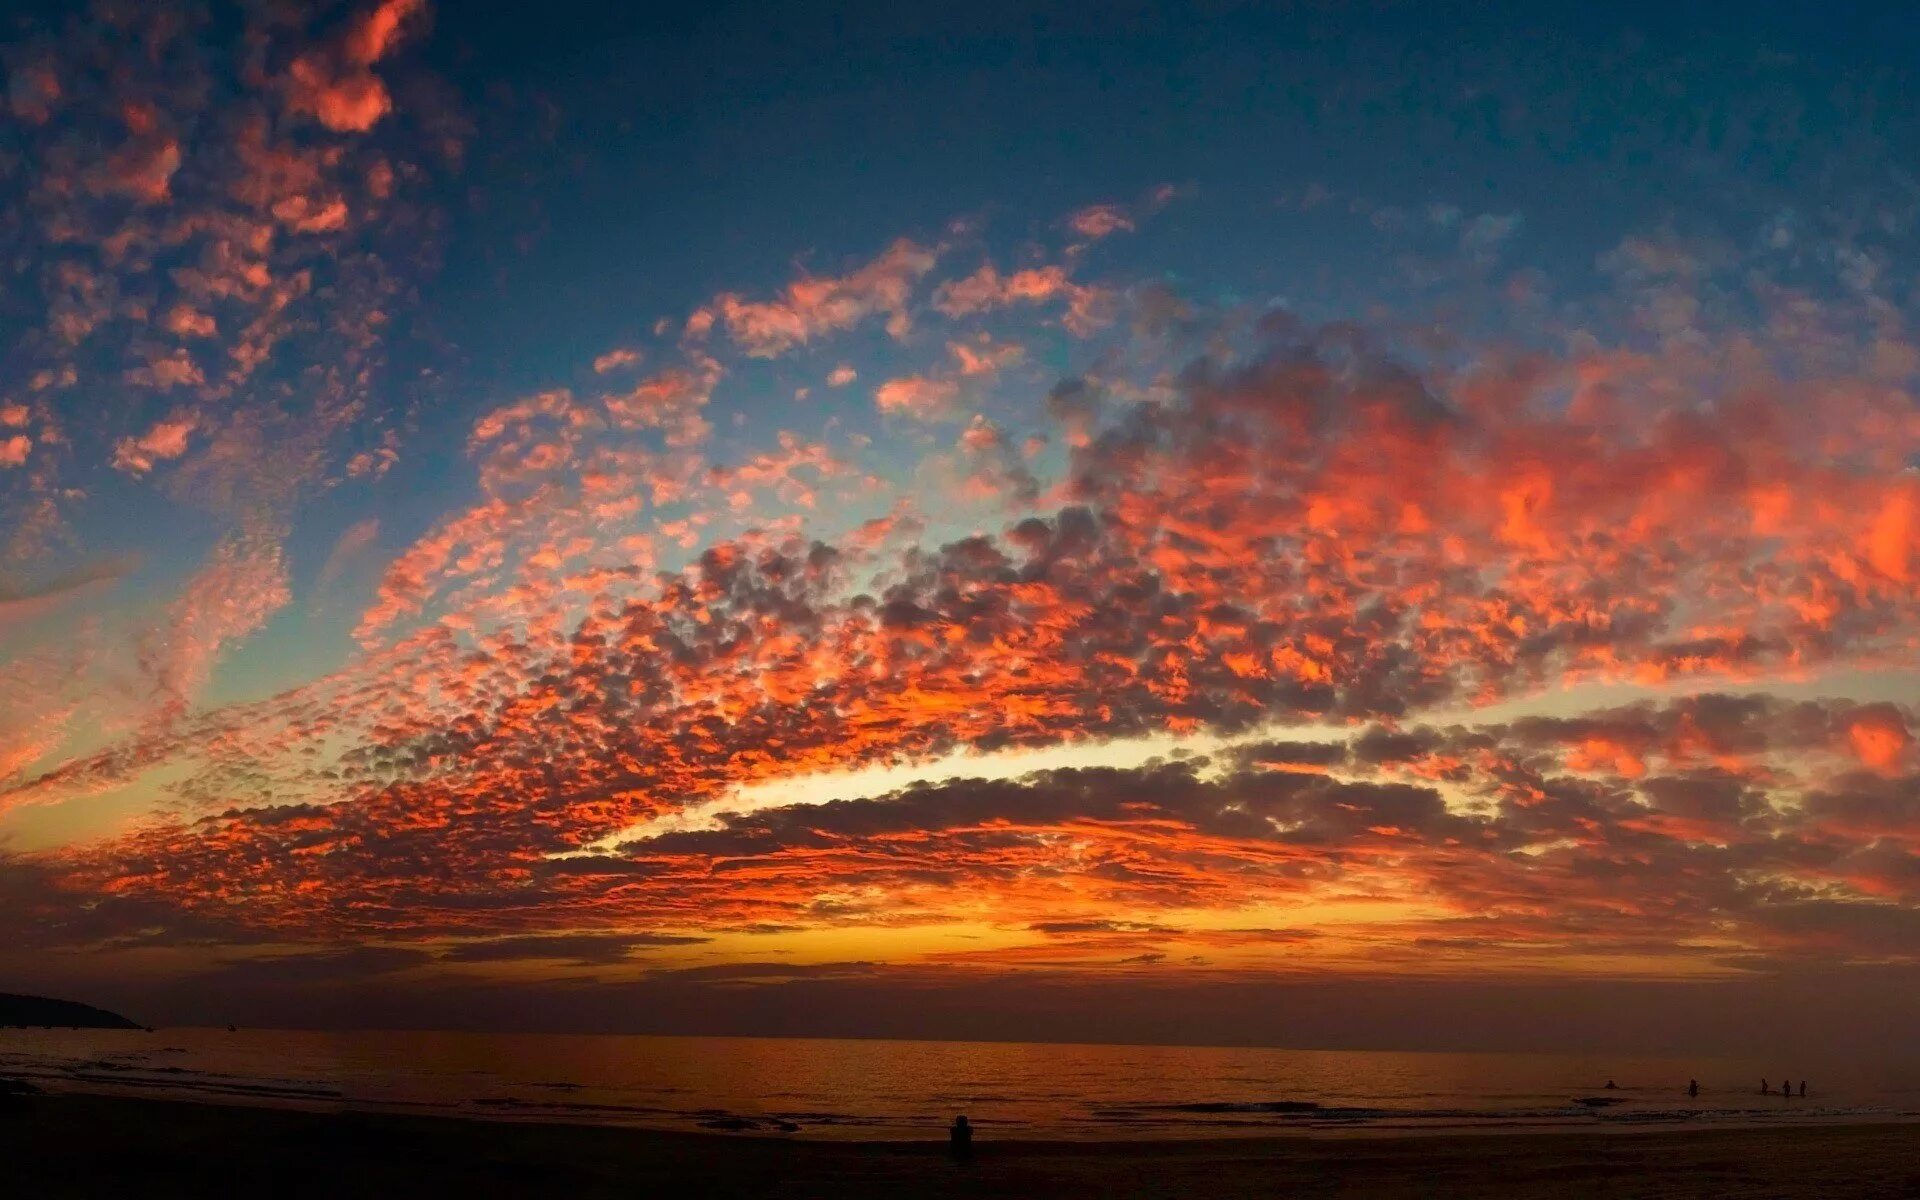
[958,415,1006,452]
[124,349,205,392]
[163,306,218,338]
[935,263,1073,316]
[701,239,939,357]
[934,262,1111,333]
[604,366,716,447]
[272,194,351,233]
[112,414,198,474]
[346,432,401,480]
[874,376,959,418]
[950,337,1024,377]
[317,518,383,594]
[1067,203,1135,241]
[140,535,291,726]
[593,348,642,374]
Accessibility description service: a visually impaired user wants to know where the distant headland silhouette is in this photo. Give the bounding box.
[0,993,140,1030]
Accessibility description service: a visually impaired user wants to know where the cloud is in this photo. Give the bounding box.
[203,945,434,986]
[873,375,959,418]
[1461,212,1522,256]
[0,0,457,558]
[700,239,939,357]
[139,534,291,726]
[1846,707,1913,774]
[949,337,1024,377]
[439,932,710,965]
[593,347,642,374]
[283,0,429,133]
[0,556,135,626]
[934,263,1075,316]
[316,518,382,595]
[934,262,1111,334]
[1029,919,1175,935]
[604,366,716,445]
[7,60,59,124]
[112,413,199,474]
[1066,204,1135,241]
[21,284,1920,969]
[0,67,1916,1010]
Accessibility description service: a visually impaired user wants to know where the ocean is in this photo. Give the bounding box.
[3,1028,1914,1140]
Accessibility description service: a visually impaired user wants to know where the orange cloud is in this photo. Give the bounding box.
[284,0,428,133]
[1846,709,1913,774]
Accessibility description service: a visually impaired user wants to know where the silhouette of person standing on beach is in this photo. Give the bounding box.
[1688,1079,1698,1098]
[1781,1074,1792,1098]
[1760,1078,1769,1095]
[949,1114,974,1163]
[1799,1081,1807,1097]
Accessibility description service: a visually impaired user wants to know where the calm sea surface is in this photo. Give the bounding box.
[4,1029,1916,1140]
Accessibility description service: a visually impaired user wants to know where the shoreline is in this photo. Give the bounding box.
[15,1075,1917,1143]
[7,1091,1920,1197]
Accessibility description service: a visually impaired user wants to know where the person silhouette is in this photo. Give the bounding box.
[1798,1081,1807,1097]
[1781,1073,1791,1098]
[949,1114,974,1163]
[1605,1079,1617,1090]
[1760,1078,1769,1095]
[1688,1079,1698,1098]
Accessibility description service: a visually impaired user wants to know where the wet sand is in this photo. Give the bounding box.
[4,1091,1918,1198]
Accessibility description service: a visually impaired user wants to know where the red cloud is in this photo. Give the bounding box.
[285,0,427,133]
[1846,708,1913,774]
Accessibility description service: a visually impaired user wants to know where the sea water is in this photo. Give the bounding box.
[3,1028,1914,1140]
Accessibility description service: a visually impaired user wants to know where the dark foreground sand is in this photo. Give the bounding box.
[4,1093,1919,1199]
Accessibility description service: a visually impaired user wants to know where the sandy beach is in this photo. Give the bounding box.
[3,1092,1917,1198]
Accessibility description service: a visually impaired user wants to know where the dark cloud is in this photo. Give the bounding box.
[1028,920,1177,936]
[439,933,710,965]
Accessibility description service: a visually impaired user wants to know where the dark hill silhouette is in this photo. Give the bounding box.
[0,993,139,1029]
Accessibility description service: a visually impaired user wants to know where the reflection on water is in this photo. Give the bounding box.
[3,1029,1916,1140]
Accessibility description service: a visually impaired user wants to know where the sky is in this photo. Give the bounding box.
[3,0,1920,1050]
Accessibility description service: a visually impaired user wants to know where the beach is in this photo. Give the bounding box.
[5,1092,1918,1199]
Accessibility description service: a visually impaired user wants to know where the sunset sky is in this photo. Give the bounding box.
[4,0,1920,1048]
